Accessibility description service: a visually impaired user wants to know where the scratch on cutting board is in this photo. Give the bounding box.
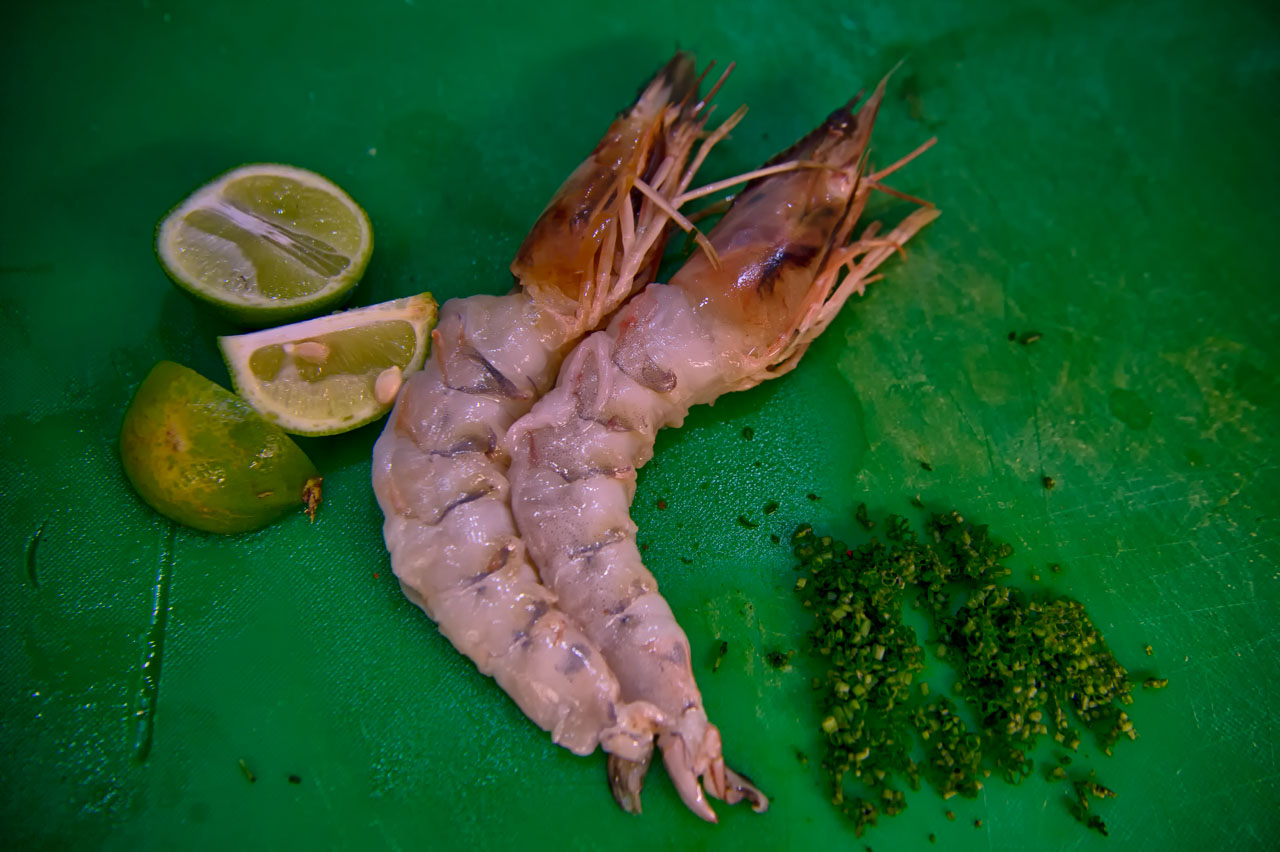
[131,522,176,762]
[24,522,45,587]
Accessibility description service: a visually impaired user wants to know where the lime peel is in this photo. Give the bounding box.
[156,164,373,326]
[120,361,323,534]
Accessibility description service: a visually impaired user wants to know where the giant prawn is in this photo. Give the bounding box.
[372,53,740,761]
[505,75,938,820]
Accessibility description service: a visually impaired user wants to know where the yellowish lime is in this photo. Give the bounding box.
[120,361,322,534]
[218,292,437,436]
[156,164,373,325]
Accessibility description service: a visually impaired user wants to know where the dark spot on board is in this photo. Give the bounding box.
[920,461,933,472]
[1108,388,1153,430]
[288,774,302,785]
[1234,361,1275,407]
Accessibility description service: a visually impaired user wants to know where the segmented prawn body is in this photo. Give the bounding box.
[372,54,728,759]
[507,78,939,819]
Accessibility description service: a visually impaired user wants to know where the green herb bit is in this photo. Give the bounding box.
[856,502,875,530]
[1144,644,1153,656]
[764,500,779,515]
[1143,677,1168,690]
[1042,475,1056,490]
[920,461,934,472]
[945,810,956,821]
[713,640,729,672]
[742,426,755,440]
[766,649,795,671]
[1019,331,1043,345]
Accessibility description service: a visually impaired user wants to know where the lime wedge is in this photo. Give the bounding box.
[218,292,438,436]
[156,164,373,325]
[120,361,322,534]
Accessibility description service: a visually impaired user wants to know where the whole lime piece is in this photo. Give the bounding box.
[120,361,322,533]
[156,164,373,326]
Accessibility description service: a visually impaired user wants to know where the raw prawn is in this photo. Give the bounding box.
[372,54,736,760]
[506,76,939,819]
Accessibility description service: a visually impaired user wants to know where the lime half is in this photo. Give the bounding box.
[219,292,438,436]
[157,164,373,325]
[120,361,322,534]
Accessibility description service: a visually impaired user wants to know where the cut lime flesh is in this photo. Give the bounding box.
[219,292,437,436]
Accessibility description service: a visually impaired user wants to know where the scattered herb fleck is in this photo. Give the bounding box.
[807,492,820,501]
[1144,644,1153,656]
[764,500,779,515]
[713,640,729,672]
[855,502,875,530]
[238,759,256,783]
[737,514,759,529]
[1019,331,1043,345]
[920,461,934,472]
[945,810,956,821]
[1042,475,1056,490]
[657,499,668,510]
[679,556,693,565]
[765,649,795,671]
[928,833,936,843]
[791,507,1144,838]
[911,494,925,508]
[797,749,809,766]
[1142,677,1169,690]
[974,819,983,828]
[1051,563,1061,574]
[770,534,781,544]
[743,426,756,440]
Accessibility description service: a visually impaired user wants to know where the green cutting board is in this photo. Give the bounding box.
[2,1,1277,849]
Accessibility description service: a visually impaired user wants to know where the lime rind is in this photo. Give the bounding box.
[218,292,437,436]
[120,361,321,534]
[156,164,373,326]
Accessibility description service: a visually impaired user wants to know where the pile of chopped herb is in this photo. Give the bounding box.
[791,507,1148,837]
